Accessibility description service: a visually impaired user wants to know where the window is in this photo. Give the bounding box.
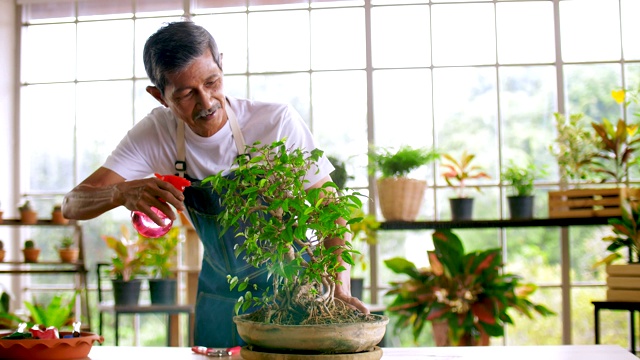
[16,0,639,347]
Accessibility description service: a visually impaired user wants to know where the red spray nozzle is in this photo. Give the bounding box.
[155,173,191,192]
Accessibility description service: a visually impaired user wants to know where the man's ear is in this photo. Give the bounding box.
[146,86,168,107]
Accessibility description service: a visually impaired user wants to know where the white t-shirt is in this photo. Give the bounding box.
[103,97,333,188]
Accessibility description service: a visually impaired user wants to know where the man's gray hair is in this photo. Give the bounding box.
[143,21,222,95]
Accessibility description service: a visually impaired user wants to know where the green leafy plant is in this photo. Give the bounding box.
[550,112,599,184]
[385,229,554,345]
[23,292,78,329]
[501,161,544,197]
[203,139,366,325]
[594,197,640,267]
[369,146,440,178]
[102,225,149,281]
[140,226,181,279]
[590,91,640,183]
[18,200,34,212]
[58,236,75,249]
[441,151,490,198]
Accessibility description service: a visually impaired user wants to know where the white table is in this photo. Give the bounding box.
[86,345,636,360]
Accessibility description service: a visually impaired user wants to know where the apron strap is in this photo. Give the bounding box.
[175,120,186,177]
[174,100,246,177]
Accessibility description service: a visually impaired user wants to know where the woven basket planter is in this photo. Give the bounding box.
[377,177,426,222]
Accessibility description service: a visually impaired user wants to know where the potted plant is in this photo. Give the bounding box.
[501,160,544,220]
[0,201,4,224]
[140,227,181,305]
[549,112,599,185]
[18,200,37,225]
[22,239,40,263]
[58,236,79,263]
[102,225,149,306]
[51,204,69,225]
[441,151,490,220]
[385,229,555,346]
[0,240,5,262]
[203,139,388,355]
[369,145,440,221]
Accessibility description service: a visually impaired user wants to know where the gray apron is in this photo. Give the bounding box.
[175,105,270,347]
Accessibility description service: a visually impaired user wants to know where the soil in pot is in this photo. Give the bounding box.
[507,195,534,220]
[112,279,142,306]
[449,198,474,221]
[149,278,177,305]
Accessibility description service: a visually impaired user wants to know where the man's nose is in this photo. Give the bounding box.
[197,89,213,110]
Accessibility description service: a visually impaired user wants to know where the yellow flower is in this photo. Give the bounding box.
[612,89,625,104]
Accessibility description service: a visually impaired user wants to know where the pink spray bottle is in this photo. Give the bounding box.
[131,173,191,238]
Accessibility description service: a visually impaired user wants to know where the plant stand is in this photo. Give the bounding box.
[548,187,640,218]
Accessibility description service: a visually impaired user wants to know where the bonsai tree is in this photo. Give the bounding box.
[441,150,490,198]
[202,140,372,326]
[385,229,555,346]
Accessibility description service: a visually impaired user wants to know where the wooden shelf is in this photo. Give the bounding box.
[380,217,613,230]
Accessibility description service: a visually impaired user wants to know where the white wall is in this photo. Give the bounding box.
[0,0,16,219]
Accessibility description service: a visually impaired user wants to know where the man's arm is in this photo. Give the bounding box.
[309,175,370,315]
[62,166,186,225]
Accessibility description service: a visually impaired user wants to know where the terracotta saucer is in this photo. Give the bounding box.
[0,331,104,360]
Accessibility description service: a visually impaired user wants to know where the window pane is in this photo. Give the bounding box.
[311,8,365,70]
[432,3,496,66]
[371,5,430,68]
[21,84,75,192]
[195,13,248,75]
[77,20,134,81]
[248,10,310,72]
[496,1,555,64]
[135,17,183,78]
[373,69,433,153]
[76,81,134,181]
[560,0,621,62]
[507,287,561,345]
[225,75,249,99]
[621,0,640,60]
[134,80,161,124]
[21,23,76,83]
[248,73,311,125]
[312,71,368,187]
[499,65,558,180]
[193,0,247,13]
[564,63,622,121]
[434,66,498,183]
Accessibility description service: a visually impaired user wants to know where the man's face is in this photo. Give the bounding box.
[156,51,226,137]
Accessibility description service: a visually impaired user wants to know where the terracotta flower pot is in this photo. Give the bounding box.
[0,210,4,224]
[23,248,41,263]
[59,248,79,263]
[51,210,69,225]
[20,210,38,225]
[0,250,5,262]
